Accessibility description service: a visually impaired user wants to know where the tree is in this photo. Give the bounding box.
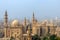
[10,36,15,40]
[32,34,41,40]
[57,37,60,40]
[43,37,48,40]
[49,34,57,40]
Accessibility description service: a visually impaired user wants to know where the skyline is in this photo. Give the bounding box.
[0,0,60,20]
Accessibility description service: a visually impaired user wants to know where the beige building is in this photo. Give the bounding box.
[56,27,60,37]
[0,11,58,40]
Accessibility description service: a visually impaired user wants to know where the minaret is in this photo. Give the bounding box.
[27,25,32,40]
[24,17,27,26]
[50,19,54,26]
[32,12,35,23]
[24,17,27,33]
[4,10,8,27]
[32,12,37,35]
[4,10,9,38]
[50,19,55,34]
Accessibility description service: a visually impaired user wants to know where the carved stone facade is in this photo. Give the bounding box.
[0,11,57,40]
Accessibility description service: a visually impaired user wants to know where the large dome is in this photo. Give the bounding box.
[11,20,19,27]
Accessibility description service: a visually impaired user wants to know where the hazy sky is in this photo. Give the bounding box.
[0,0,60,20]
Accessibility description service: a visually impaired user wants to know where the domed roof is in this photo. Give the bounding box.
[11,20,19,27]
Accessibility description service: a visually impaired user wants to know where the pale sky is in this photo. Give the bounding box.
[0,0,60,20]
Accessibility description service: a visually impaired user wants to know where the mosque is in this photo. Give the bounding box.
[0,11,59,40]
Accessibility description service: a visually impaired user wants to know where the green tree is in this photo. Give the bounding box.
[49,34,57,40]
[43,37,49,40]
[10,36,15,40]
[32,34,41,40]
[57,37,60,40]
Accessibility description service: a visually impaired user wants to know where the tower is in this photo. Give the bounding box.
[32,12,38,35]
[24,17,27,26]
[32,12,35,23]
[32,12,37,24]
[4,10,8,27]
[50,19,55,34]
[4,11,9,38]
[27,25,32,40]
[23,17,27,33]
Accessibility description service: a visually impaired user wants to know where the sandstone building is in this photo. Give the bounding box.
[0,11,58,40]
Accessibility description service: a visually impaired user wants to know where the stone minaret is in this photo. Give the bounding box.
[24,17,27,33]
[4,10,8,27]
[32,12,35,23]
[27,25,32,40]
[50,19,55,34]
[24,17,27,26]
[4,11,8,38]
[32,12,37,35]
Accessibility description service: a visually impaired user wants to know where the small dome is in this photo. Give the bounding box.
[11,20,19,27]
[42,20,48,24]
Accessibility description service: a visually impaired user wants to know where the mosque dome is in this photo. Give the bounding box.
[11,20,20,27]
[42,20,48,24]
